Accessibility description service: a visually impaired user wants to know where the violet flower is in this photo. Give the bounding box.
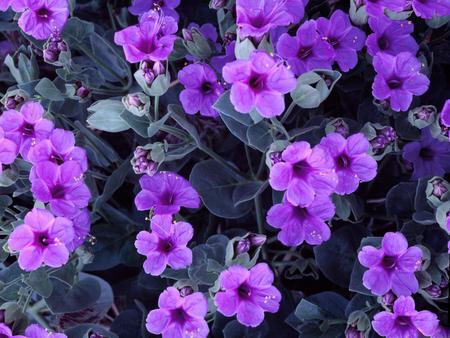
[134,171,200,215]
[269,141,338,207]
[135,214,193,276]
[8,208,74,271]
[266,195,335,247]
[129,0,180,21]
[18,0,69,40]
[30,161,91,218]
[316,10,366,72]
[402,128,450,179]
[411,0,450,19]
[440,99,450,127]
[146,287,209,337]
[372,296,439,337]
[0,323,25,338]
[66,208,91,252]
[211,41,236,74]
[222,51,296,118]
[358,232,422,296]
[319,133,377,195]
[25,324,67,338]
[372,52,430,112]
[366,16,418,57]
[0,0,25,12]
[0,126,18,175]
[215,263,281,327]
[0,101,54,159]
[114,11,178,63]
[276,20,334,76]
[178,63,224,117]
[365,0,406,17]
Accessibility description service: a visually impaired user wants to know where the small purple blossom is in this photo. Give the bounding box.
[0,126,18,174]
[0,101,54,159]
[222,51,296,118]
[8,208,74,271]
[358,232,422,296]
[178,63,224,117]
[320,133,377,195]
[135,214,193,276]
[267,195,335,247]
[211,41,236,74]
[66,208,91,252]
[146,287,209,337]
[316,10,366,72]
[402,128,450,179]
[114,11,178,63]
[25,324,67,338]
[18,0,69,40]
[411,0,450,19]
[372,296,439,337]
[366,16,418,57]
[440,99,450,127]
[269,141,338,207]
[365,0,406,17]
[276,20,334,76]
[30,161,91,218]
[134,171,200,215]
[214,263,281,327]
[432,326,450,338]
[0,323,25,338]
[372,52,430,112]
[129,0,180,21]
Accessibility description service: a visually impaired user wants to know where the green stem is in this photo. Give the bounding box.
[27,299,50,330]
[154,95,160,121]
[254,194,268,260]
[199,145,247,179]
[244,145,255,178]
[280,101,297,124]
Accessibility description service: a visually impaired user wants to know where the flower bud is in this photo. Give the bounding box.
[182,28,193,41]
[89,333,104,338]
[131,146,158,176]
[74,81,91,100]
[183,28,213,60]
[236,238,251,255]
[408,105,436,129]
[345,326,364,338]
[135,61,170,96]
[210,0,226,9]
[381,291,395,306]
[179,286,194,297]
[346,311,371,338]
[435,201,450,234]
[152,61,165,76]
[269,151,283,165]
[223,32,237,46]
[361,123,397,160]
[426,177,450,208]
[235,233,266,255]
[425,284,442,298]
[1,90,28,111]
[122,92,150,117]
[43,29,70,65]
[439,276,448,289]
[325,118,350,137]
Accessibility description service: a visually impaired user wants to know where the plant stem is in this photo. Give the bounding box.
[154,95,160,121]
[280,101,297,124]
[254,194,268,260]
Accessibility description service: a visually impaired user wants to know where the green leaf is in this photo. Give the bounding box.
[214,91,254,126]
[232,181,268,207]
[120,110,149,137]
[35,78,64,101]
[87,100,129,133]
[24,268,53,298]
[168,104,200,144]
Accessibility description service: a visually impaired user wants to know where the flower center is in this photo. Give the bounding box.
[37,233,50,247]
[336,154,350,168]
[293,160,310,178]
[37,7,50,18]
[381,255,397,269]
[378,36,389,50]
[396,316,412,327]
[419,147,434,160]
[297,47,313,59]
[158,239,174,253]
[237,283,252,299]
[51,153,65,165]
[388,79,402,89]
[21,123,35,136]
[170,308,187,324]
[51,185,66,199]
[248,73,266,92]
[161,190,175,205]
[201,81,214,94]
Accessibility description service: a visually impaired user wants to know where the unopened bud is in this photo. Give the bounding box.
[381,291,395,306]
[131,146,158,176]
[179,286,194,297]
[345,326,364,338]
[408,105,436,129]
[425,284,442,298]
[269,151,282,165]
[325,118,349,137]
[74,81,91,99]
[210,0,226,9]
[426,177,450,208]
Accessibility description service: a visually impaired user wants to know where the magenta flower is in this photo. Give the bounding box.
[269,141,338,207]
[8,208,74,271]
[402,128,450,179]
[178,63,224,117]
[432,326,450,338]
[276,20,334,76]
[18,0,69,40]
[440,99,450,127]
[222,51,296,118]
[211,41,236,74]
[372,296,439,337]
[319,133,377,195]
[0,0,25,12]
[129,0,180,21]
[30,161,91,218]
[66,208,91,252]
[372,52,430,112]
[365,0,406,17]
[0,126,18,174]
[25,324,67,338]
[236,0,301,39]
[114,11,178,63]
[0,323,25,338]
[135,171,200,215]
[135,214,193,276]
[316,10,366,72]
[411,0,450,19]
[358,232,422,296]
[146,287,209,337]
[266,195,335,247]
[0,101,54,159]
[215,263,281,327]
[28,128,88,172]
[366,16,418,57]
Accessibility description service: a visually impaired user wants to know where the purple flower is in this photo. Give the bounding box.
[0,101,54,159]
[365,0,406,17]
[358,232,422,296]
[66,208,91,252]
[17,0,69,40]
[146,287,209,337]
[114,11,178,63]
[25,324,67,338]
[0,323,25,338]
[211,41,236,74]
[214,263,281,327]
[28,128,88,172]
[366,16,418,57]
[135,171,200,215]
[316,10,366,72]
[222,51,296,118]
[129,0,180,21]
[440,99,450,127]
[135,214,193,276]
[0,0,26,12]
[372,296,439,337]
[319,133,377,195]
[8,208,74,271]
[266,195,335,247]
[372,52,430,112]
[276,20,334,76]
[0,126,18,174]
[402,128,450,179]
[411,0,450,19]
[269,141,338,207]
[30,161,91,218]
[178,63,224,117]
[432,326,450,338]
[236,0,301,39]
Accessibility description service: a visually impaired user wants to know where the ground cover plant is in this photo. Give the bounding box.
[0,0,449,337]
